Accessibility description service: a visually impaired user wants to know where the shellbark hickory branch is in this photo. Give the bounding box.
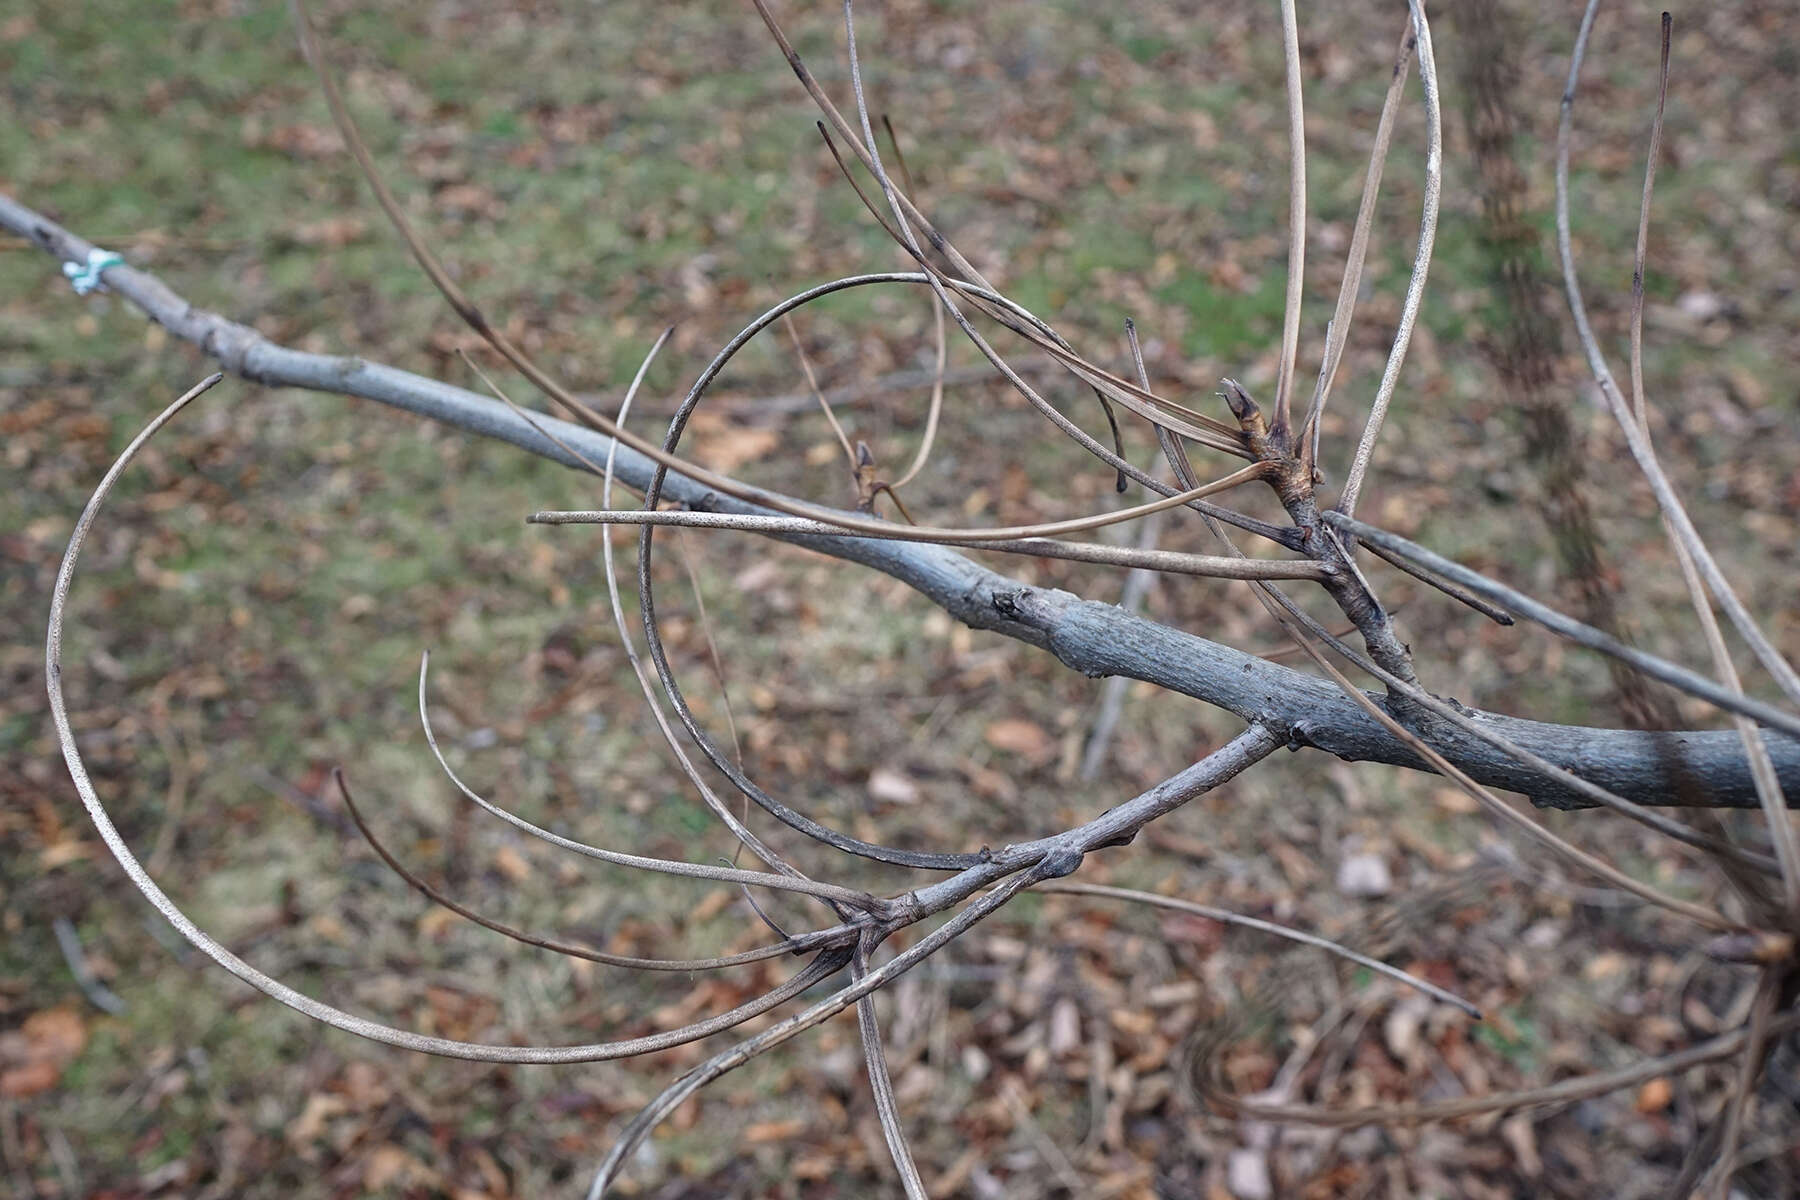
[3,191,1794,810]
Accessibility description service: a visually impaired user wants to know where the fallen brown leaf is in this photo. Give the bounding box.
[983,718,1053,761]
[0,1007,87,1099]
[1634,1077,1673,1113]
[689,411,782,474]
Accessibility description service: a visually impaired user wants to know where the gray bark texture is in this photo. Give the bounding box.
[5,191,1795,811]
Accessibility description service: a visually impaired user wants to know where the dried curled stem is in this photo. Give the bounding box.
[48,375,858,1066]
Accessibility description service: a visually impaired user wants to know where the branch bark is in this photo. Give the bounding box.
[6,191,1795,811]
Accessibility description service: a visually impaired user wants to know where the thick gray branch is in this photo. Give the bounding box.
[7,191,1795,810]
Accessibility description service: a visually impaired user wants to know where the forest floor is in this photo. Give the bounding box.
[2,1,1798,1197]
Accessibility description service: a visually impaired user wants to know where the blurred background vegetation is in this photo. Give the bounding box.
[2,0,1796,1196]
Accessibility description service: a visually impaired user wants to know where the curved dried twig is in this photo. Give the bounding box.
[529,506,1328,582]
[699,267,1296,541]
[467,334,817,884]
[418,653,881,909]
[336,768,854,971]
[1555,0,1800,712]
[1301,23,1416,466]
[290,0,1264,556]
[48,374,855,1065]
[462,337,885,886]
[773,0,1252,457]
[853,939,929,1200]
[590,329,821,881]
[1610,11,1798,908]
[1034,882,1479,1016]
[586,867,1041,1199]
[888,294,948,491]
[1203,1008,1800,1128]
[1271,0,1306,438]
[1338,0,1441,519]
[811,115,1137,492]
[602,366,983,878]
[672,528,747,768]
[781,314,858,471]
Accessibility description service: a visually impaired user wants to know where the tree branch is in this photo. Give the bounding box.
[7,191,1795,811]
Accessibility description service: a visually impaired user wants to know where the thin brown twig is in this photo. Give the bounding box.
[545,459,1274,547]
[1627,13,1671,428]
[1209,1008,1800,1127]
[678,526,755,873]
[890,298,948,490]
[1338,0,1442,519]
[50,372,865,1066]
[1080,321,1172,775]
[1705,972,1781,1200]
[854,940,929,1200]
[672,528,745,768]
[1301,23,1416,467]
[1036,882,1479,1015]
[293,0,1252,560]
[1555,0,1800,711]
[529,505,1331,582]
[417,653,879,909]
[874,116,952,494]
[462,341,817,879]
[335,769,848,971]
[781,314,858,470]
[1615,11,1799,909]
[1271,0,1306,439]
[590,339,858,878]
[1360,536,1514,626]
